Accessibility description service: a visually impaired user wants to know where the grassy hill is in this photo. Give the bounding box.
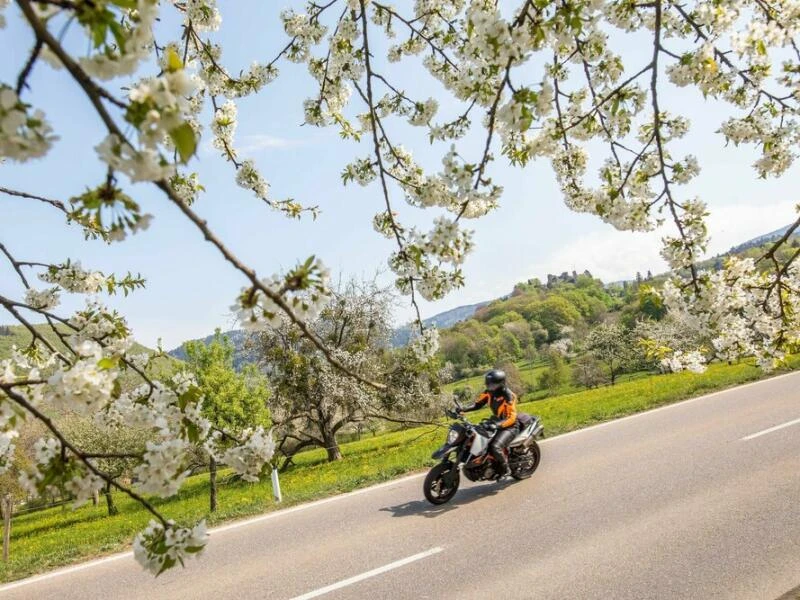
[0,323,176,381]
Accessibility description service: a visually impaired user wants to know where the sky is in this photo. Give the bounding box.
[1,2,798,349]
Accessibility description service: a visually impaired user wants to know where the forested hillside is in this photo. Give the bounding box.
[439,227,800,391]
[439,271,651,374]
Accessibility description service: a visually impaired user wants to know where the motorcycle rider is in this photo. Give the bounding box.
[460,369,518,479]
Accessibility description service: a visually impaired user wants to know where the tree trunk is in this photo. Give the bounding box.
[209,456,218,513]
[2,494,11,562]
[325,442,343,462]
[321,424,342,462]
[92,489,99,506]
[104,482,118,516]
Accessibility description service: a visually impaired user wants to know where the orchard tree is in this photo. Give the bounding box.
[2,0,800,578]
[585,323,636,385]
[571,353,605,389]
[60,415,150,516]
[538,350,568,394]
[183,331,271,513]
[496,359,526,396]
[253,279,446,464]
[635,312,708,372]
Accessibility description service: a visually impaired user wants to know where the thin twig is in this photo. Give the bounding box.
[16,38,43,95]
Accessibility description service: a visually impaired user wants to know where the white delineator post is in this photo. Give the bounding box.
[2,494,11,562]
[271,466,282,503]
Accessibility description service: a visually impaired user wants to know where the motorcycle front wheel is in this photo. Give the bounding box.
[423,462,460,505]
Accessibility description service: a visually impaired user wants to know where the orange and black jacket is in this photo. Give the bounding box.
[464,387,517,429]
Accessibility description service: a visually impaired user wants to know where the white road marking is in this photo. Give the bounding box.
[2,370,798,593]
[741,417,800,441]
[289,547,443,600]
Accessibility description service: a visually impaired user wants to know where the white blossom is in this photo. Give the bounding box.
[79,0,159,80]
[47,355,118,416]
[24,287,60,311]
[133,520,207,575]
[183,0,221,32]
[221,427,275,482]
[0,86,58,161]
[96,134,174,182]
[134,439,190,498]
[39,262,107,294]
[409,328,440,362]
[235,160,269,199]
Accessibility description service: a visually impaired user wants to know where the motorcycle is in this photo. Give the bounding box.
[423,401,544,505]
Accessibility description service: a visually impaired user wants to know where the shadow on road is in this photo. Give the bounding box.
[379,479,516,519]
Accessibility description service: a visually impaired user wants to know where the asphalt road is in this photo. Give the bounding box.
[3,372,800,600]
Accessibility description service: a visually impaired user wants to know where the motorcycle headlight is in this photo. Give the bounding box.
[447,428,460,444]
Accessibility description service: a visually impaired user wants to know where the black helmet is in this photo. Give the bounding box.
[484,369,506,391]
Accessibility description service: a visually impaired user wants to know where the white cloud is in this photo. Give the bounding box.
[201,134,302,155]
[526,200,798,283]
[237,134,302,153]
[527,229,664,284]
[705,200,797,254]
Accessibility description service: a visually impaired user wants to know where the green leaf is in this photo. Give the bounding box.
[164,47,183,73]
[108,20,127,53]
[169,124,197,164]
[98,357,120,370]
[92,22,108,49]
[109,0,138,8]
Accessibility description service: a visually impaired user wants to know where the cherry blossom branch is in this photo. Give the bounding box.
[17,0,127,138]
[18,2,371,389]
[650,0,701,293]
[358,3,424,332]
[161,184,387,391]
[456,60,512,220]
[759,215,800,263]
[0,384,169,527]
[0,242,31,288]
[0,185,67,213]
[372,2,459,69]
[560,62,653,134]
[0,295,69,364]
[669,1,794,110]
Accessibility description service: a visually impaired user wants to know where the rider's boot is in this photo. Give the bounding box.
[495,461,510,479]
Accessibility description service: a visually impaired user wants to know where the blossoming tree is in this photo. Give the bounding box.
[2,0,800,575]
[254,279,447,465]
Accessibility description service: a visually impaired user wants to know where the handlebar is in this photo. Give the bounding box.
[444,407,498,432]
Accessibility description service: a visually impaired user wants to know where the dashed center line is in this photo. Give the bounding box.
[741,417,800,441]
[289,547,444,600]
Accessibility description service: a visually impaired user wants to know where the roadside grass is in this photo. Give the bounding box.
[2,356,799,583]
[444,360,579,398]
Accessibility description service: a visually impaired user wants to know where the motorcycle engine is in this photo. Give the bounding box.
[464,463,493,482]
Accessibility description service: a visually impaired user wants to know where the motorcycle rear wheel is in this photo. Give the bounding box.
[511,441,541,480]
[423,463,460,505]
